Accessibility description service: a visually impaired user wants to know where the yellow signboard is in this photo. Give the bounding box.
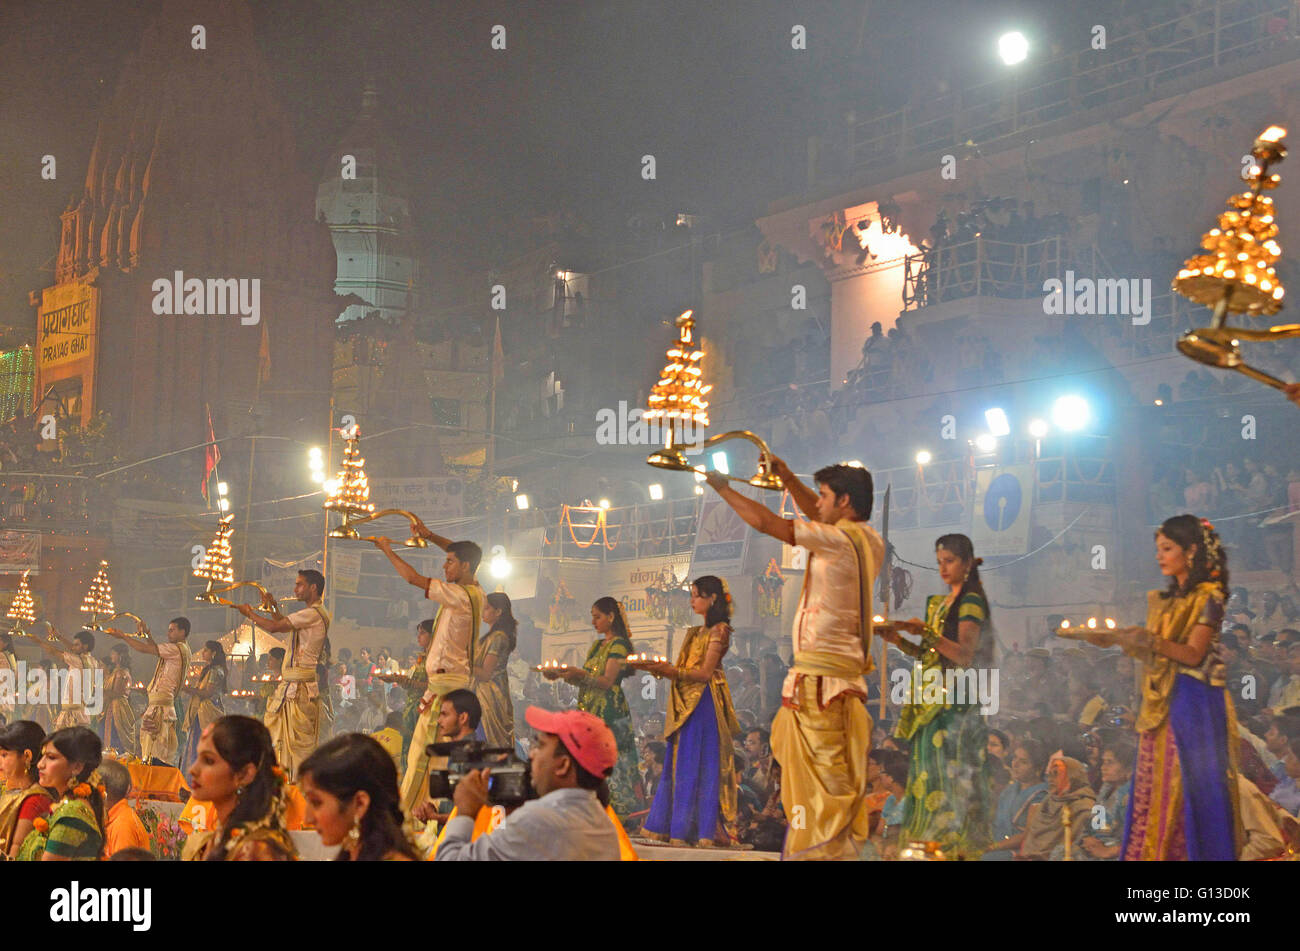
[37,282,98,370]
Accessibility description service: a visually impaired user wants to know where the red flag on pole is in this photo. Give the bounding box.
[201,405,221,503]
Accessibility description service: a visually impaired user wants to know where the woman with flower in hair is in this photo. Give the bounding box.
[634,576,742,847]
[16,726,105,861]
[0,721,52,858]
[183,715,296,861]
[877,533,994,859]
[543,596,641,815]
[1085,514,1241,860]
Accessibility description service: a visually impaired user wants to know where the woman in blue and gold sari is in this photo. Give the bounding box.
[16,726,105,861]
[544,597,642,817]
[101,644,137,755]
[1085,514,1241,860]
[878,533,993,859]
[635,576,742,847]
[179,641,227,772]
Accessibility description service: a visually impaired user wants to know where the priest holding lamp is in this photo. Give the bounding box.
[234,569,330,779]
[702,459,883,860]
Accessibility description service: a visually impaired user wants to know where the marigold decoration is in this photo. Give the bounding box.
[322,424,374,521]
[644,309,711,439]
[756,558,786,618]
[6,569,37,630]
[33,817,48,834]
[1174,125,1287,317]
[194,514,235,585]
[80,560,115,621]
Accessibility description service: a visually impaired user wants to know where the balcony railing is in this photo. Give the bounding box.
[838,0,1296,176]
[506,498,701,561]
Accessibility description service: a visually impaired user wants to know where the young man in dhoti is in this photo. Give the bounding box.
[704,461,882,860]
[237,570,330,778]
[105,618,191,764]
[372,524,483,821]
[36,626,104,732]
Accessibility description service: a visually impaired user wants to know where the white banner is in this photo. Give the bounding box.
[370,477,464,523]
[0,531,40,572]
[971,465,1033,556]
[262,552,323,603]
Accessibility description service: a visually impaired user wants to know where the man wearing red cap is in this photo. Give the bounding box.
[434,707,621,860]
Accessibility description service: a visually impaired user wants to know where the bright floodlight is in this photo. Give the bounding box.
[598,498,611,510]
[694,485,704,495]
[712,451,729,474]
[308,447,323,462]
[975,433,997,452]
[489,554,511,579]
[218,497,231,512]
[648,483,664,501]
[998,31,1028,65]
[323,479,339,495]
[916,450,933,465]
[217,482,229,497]
[1051,395,1090,432]
[1028,418,1049,439]
[310,471,325,484]
[985,408,1010,437]
[515,493,530,510]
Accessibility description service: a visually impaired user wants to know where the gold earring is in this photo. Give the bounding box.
[345,822,361,850]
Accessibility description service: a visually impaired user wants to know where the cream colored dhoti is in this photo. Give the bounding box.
[264,672,321,779]
[399,673,469,819]
[139,692,179,765]
[771,675,872,860]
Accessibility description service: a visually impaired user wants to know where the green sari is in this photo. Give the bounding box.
[400,651,429,763]
[16,796,102,861]
[473,629,515,749]
[578,635,640,817]
[895,591,992,859]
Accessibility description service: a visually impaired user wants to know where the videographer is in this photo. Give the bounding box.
[433,707,620,860]
[412,689,481,823]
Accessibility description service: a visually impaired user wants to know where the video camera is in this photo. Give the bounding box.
[426,739,535,807]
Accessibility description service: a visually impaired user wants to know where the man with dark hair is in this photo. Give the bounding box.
[236,569,330,778]
[435,707,620,860]
[32,624,102,731]
[101,759,150,857]
[704,457,883,859]
[104,617,191,765]
[373,521,485,819]
[438,688,482,739]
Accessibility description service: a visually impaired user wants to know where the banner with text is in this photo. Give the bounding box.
[0,532,40,572]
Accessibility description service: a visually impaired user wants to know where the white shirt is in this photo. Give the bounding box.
[146,642,184,699]
[278,604,328,700]
[423,578,477,702]
[784,518,884,707]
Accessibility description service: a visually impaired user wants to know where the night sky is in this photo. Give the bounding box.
[0,0,1062,329]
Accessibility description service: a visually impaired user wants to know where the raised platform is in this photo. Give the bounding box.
[629,838,778,861]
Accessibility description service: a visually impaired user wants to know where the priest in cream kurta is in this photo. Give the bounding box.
[704,460,882,860]
[371,530,485,822]
[237,571,330,779]
[102,619,193,765]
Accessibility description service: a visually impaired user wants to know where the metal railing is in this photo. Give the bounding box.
[840,0,1296,175]
[902,235,1072,307]
[865,436,1117,533]
[506,497,702,562]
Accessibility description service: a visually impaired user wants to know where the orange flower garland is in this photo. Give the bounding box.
[32,817,49,834]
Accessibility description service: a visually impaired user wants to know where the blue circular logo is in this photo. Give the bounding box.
[983,473,1022,532]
